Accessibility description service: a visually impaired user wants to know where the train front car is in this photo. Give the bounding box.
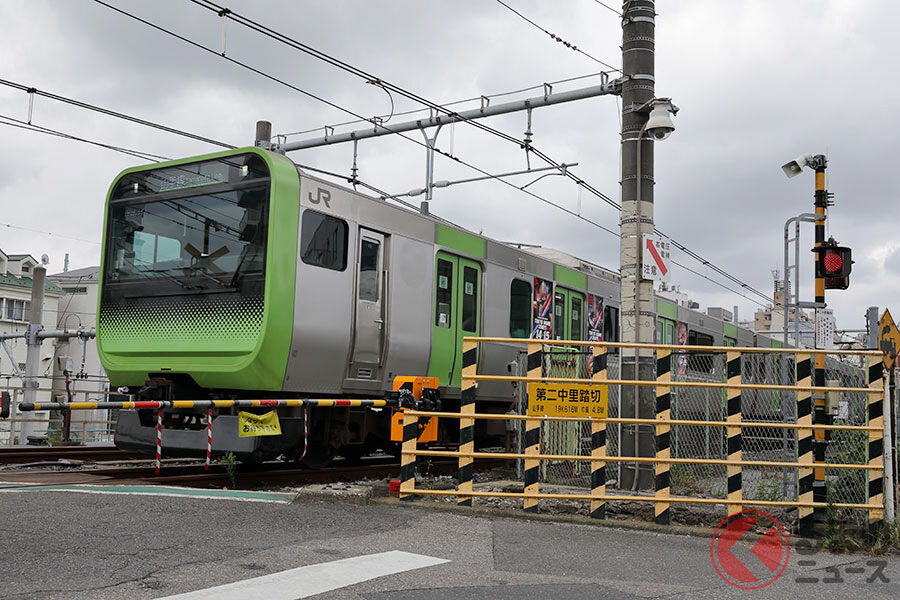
[98,148,302,462]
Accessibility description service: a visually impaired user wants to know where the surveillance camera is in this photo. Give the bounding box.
[781,153,813,178]
[644,102,676,141]
[648,126,674,140]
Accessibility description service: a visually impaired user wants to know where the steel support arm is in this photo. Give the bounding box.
[280,80,622,152]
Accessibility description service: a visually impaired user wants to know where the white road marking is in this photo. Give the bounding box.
[158,550,450,599]
[0,484,297,503]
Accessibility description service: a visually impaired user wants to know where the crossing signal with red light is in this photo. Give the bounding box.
[813,238,852,290]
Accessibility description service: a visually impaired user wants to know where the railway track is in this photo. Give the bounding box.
[0,445,148,465]
[0,453,505,490]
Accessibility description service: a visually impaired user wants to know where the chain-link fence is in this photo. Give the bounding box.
[514,346,620,487]
[510,344,875,524]
[669,350,727,499]
[824,354,869,524]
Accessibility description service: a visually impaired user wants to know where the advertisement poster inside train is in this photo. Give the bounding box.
[676,321,688,377]
[587,294,604,342]
[532,277,553,339]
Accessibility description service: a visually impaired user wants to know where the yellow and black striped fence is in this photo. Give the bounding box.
[398,337,889,535]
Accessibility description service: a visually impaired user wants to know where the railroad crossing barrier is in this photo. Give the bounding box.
[399,337,891,536]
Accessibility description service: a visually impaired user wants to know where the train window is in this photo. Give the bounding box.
[687,329,715,372]
[724,336,737,347]
[435,259,453,328]
[358,239,380,302]
[570,296,583,341]
[300,210,348,271]
[509,279,532,338]
[603,306,619,342]
[461,266,478,332]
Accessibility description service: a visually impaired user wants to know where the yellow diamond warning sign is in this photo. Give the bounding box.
[238,410,282,437]
[879,309,900,369]
[527,383,608,418]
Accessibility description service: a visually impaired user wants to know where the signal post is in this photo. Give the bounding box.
[812,156,830,518]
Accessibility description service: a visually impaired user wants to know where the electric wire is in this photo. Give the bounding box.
[98,0,772,307]
[0,114,169,162]
[494,0,622,72]
[592,0,623,16]
[186,2,769,303]
[0,78,235,149]
[187,0,545,152]
[94,0,617,232]
[0,221,99,246]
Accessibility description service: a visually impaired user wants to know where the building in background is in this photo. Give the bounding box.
[753,277,815,347]
[0,249,64,444]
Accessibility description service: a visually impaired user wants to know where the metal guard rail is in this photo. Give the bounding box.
[397,337,889,535]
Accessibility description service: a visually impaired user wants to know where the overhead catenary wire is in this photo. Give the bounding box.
[184,1,771,304]
[592,0,623,17]
[0,113,169,162]
[494,0,622,72]
[0,78,235,149]
[94,0,773,307]
[0,221,100,246]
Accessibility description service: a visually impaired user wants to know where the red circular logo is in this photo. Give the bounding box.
[709,510,790,589]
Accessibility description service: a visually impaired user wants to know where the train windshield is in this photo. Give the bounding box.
[103,153,270,297]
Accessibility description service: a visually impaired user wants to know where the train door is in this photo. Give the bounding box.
[552,288,585,340]
[656,317,675,345]
[427,251,482,388]
[350,229,386,378]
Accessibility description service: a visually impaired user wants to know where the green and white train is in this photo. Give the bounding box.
[99,147,779,463]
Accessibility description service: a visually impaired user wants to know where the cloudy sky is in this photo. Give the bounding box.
[1,0,896,333]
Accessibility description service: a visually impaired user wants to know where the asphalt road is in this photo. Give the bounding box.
[0,487,898,599]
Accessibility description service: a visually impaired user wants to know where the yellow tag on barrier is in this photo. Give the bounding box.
[527,383,608,418]
[238,411,282,437]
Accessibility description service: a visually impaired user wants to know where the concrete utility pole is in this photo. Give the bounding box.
[619,0,657,490]
[19,265,46,444]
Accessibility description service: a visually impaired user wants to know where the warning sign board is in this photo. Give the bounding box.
[879,309,900,369]
[526,383,608,418]
[642,235,671,283]
[238,411,282,437]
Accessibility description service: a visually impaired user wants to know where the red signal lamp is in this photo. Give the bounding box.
[812,238,852,290]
